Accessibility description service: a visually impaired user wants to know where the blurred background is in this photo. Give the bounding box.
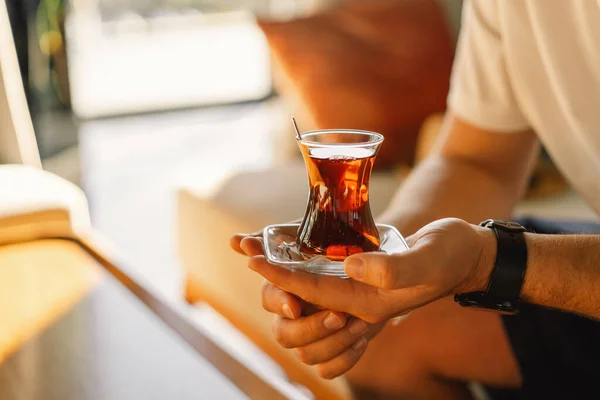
[5,0,599,397]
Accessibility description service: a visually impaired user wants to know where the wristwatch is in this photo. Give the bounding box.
[454,219,528,314]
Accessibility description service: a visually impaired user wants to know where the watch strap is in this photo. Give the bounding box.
[454,220,528,314]
[485,225,528,301]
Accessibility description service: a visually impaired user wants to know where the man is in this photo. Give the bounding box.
[232,1,600,398]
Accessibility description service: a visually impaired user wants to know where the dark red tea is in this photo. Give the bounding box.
[297,146,380,261]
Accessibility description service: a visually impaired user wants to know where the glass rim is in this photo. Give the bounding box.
[297,129,384,148]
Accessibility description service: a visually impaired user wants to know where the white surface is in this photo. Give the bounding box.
[0,164,91,232]
[79,102,278,301]
[66,10,272,118]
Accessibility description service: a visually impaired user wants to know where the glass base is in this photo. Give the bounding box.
[262,223,409,278]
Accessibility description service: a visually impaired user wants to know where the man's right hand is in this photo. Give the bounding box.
[231,234,385,379]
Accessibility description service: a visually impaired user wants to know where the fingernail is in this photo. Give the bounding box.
[323,313,345,330]
[348,319,368,335]
[345,258,365,279]
[281,304,294,319]
[352,337,367,351]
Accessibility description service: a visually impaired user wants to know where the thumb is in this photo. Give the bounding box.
[343,249,426,290]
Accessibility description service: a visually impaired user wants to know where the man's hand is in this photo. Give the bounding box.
[245,218,495,324]
[232,218,496,379]
[260,275,387,379]
[232,232,386,379]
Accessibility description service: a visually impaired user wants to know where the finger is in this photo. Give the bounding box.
[272,310,347,349]
[240,237,264,256]
[248,256,382,319]
[230,232,262,255]
[316,336,369,380]
[261,281,303,319]
[343,248,428,290]
[295,318,369,365]
[231,219,302,255]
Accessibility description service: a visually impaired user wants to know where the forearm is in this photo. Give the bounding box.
[378,156,524,236]
[520,233,600,319]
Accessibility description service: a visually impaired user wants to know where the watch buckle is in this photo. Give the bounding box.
[480,219,526,232]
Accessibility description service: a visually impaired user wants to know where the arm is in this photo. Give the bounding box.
[378,115,539,235]
[471,232,600,320]
[245,225,600,328]
[232,116,543,380]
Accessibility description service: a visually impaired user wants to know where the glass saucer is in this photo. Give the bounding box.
[262,223,409,278]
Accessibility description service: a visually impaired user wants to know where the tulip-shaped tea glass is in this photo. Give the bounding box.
[263,129,408,277]
[297,130,383,259]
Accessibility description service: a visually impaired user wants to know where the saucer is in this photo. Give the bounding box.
[262,223,409,278]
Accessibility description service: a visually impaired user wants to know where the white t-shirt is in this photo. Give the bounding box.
[448,0,600,214]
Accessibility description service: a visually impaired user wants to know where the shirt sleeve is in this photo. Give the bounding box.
[447,0,530,132]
